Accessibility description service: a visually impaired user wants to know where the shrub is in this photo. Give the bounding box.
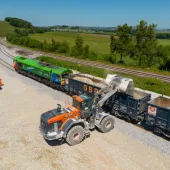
[88,52,98,60]
[159,59,170,71]
[58,41,70,54]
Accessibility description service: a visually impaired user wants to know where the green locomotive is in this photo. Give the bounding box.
[13,56,73,90]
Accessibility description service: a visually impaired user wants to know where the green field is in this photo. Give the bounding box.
[0,21,14,37]
[158,39,170,46]
[30,32,170,54]
[30,32,110,54]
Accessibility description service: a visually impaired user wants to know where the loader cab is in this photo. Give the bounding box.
[72,94,92,119]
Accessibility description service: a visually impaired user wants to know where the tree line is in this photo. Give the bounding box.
[156,33,170,39]
[7,33,70,54]
[5,17,51,34]
[13,27,51,36]
[7,32,93,59]
[5,17,32,28]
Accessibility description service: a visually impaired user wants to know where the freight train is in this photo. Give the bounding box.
[13,56,170,139]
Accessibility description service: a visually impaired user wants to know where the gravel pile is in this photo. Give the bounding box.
[73,75,106,88]
[73,76,94,84]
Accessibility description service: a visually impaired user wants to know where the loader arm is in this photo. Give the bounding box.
[90,81,118,110]
[87,85,118,129]
[88,75,134,129]
[91,74,134,111]
[97,88,118,107]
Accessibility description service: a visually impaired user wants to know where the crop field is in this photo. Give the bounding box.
[0,21,14,37]
[30,32,170,54]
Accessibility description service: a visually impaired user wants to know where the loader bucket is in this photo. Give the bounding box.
[105,74,134,96]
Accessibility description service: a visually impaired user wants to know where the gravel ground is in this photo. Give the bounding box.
[1,65,170,170]
[115,117,170,155]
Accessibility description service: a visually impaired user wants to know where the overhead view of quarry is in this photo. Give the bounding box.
[0,1,170,170]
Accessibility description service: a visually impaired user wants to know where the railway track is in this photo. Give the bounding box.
[0,45,14,59]
[0,45,15,71]
[0,58,14,71]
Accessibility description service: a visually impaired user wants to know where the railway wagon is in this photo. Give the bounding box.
[64,74,151,122]
[13,56,73,89]
[104,90,151,122]
[145,96,170,138]
[64,74,104,96]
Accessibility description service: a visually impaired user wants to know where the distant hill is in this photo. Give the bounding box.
[50,25,117,31]
[50,25,170,33]
[0,21,14,37]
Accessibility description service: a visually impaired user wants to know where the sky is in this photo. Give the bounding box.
[0,0,169,28]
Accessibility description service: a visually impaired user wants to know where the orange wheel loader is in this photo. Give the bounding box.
[39,75,134,146]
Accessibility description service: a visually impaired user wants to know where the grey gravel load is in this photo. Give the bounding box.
[72,74,106,88]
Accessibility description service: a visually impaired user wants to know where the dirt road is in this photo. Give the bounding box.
[0,67,170,170]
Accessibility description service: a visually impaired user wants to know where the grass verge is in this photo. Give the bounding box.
[0,21,14,37]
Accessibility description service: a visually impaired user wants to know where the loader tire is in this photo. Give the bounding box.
[99,116,114,133]
[66,126,84,146]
